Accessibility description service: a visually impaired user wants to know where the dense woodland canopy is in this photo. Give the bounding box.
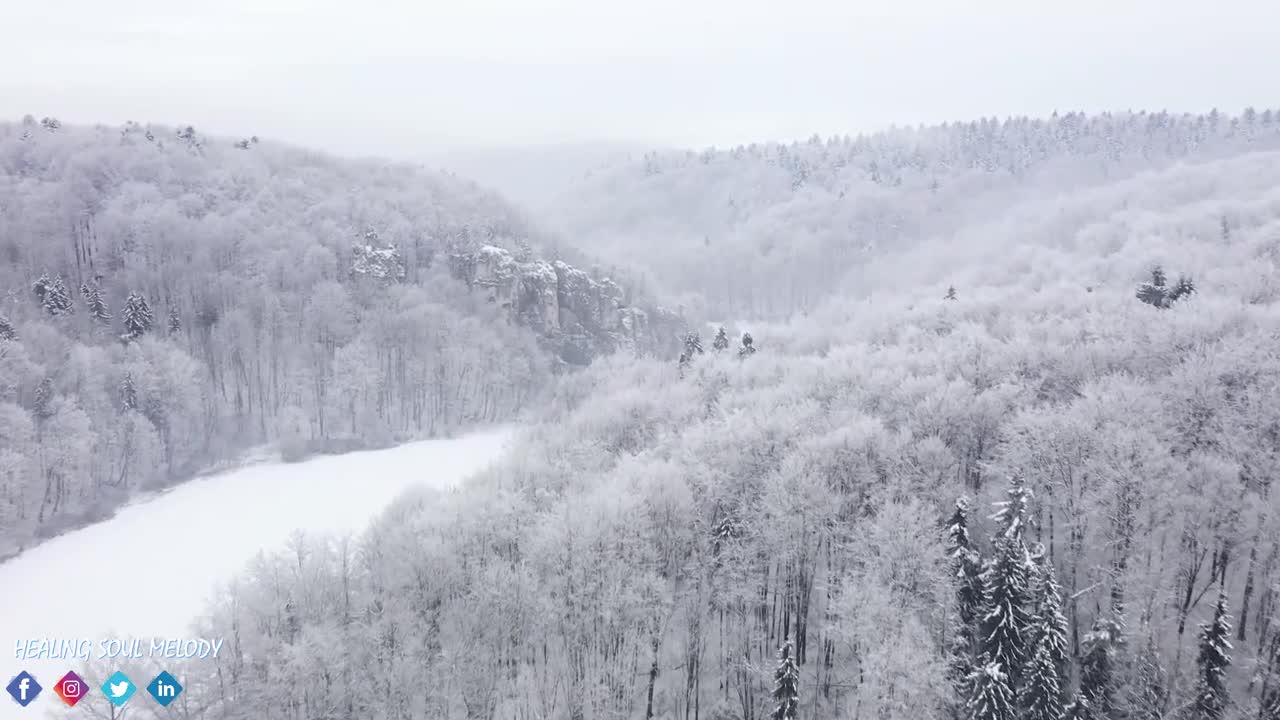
[0,117,680,556]
[67,112,1280,720]
[550,108,1280,321]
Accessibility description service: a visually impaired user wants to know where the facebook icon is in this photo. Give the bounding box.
[6,671,42,707]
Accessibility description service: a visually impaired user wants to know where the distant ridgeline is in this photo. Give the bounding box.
[558,107,1280,319]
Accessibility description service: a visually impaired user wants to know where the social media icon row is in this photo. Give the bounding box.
[6,670,183,708]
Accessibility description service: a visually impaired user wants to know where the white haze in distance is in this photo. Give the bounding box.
[0,0,1276,156]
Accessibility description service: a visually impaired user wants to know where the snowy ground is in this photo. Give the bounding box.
[0,427,514,718]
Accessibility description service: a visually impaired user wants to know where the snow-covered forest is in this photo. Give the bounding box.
[0,117,681,556]
[6,107,1280,720]
[549,109,1280,321]
[56,109,1273,720]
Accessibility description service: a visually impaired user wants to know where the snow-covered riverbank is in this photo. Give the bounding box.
[0,427,514,718]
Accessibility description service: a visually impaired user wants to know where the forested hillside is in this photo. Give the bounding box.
[549,108,1280,320]
[144,124,1280,720]
[0,118,682,556]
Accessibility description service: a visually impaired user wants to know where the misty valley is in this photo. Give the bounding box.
[2,108,1280,720]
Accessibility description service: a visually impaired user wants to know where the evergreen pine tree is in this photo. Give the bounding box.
[966,662,1016,720]
[947,497,985,711]
[678,331,704,372]
[1136,266,1194,308]
[1136,266,1168,308]
[1126,637,1168,720]
[1023,643,1062,720]
[1264,656,1280,720]
[948,497,984,628]
[1031,552,1070,675]
[712,326,729,351]
[0,314,15,341]
[120,372,138,411]
[738,332,756,358]
[122,293,154,341]
[168,306,182,335]
[1168,276,1196,304]
[1062,694,1092,720]
[1193,592,1232,720]
[945,285,958,300]
[771,641,799,720]
[991,475,1032,542]
[50,276,73,315]
[1077,617,1123,719]
[1260,632,1280,720]
[33,377,55,420]
[81,284,112,323]
[684,331,704,356]
[1022,549,1068,720]
[977,476,1034,693]
[34,274,73,316]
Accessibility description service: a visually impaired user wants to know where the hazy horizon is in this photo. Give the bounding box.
[3,0,1276,160]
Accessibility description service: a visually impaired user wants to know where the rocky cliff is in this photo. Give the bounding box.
[446,242,685,367]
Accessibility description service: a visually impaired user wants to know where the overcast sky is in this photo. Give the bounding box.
[2,0,1275,158]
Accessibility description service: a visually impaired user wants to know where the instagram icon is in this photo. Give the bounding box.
[54,671,89,707]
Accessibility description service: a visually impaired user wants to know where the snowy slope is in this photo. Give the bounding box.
[0,428,514,717]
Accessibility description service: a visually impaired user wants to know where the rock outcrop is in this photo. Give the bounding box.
[350,230,406,281]
[449,242,684,366]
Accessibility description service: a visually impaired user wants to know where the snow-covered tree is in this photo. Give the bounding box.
[966,662,1015,720]
[977,476,1034,692]
[1136,266,1167,307]
[948,497,984,628]
[1077,617,1123,719]
[1263,643,1280,720]
[738,332,756,358]
[1136,266,1195,308]
[0,314,15,341]
[120,372,138,411]
[947,496,985,706]
[945,286,958,300]
[168,306,182,335]
[33,274,73,316]
[1022,549,1068,720]
[991,475,1031,542]
[772,641,799,720]
[1030,552,1069,674]
[687,331,704,354]
[712,326,729,351]
[1062,694,1092,720]
[678,331,704,371]
[122,293,154,341]
[32,377,55,420]
[1192,592,1232,720]
[1022,643,1063,720]
[1126,638,1168,720]
[1168,275,1195,304]
[81,284,111,323]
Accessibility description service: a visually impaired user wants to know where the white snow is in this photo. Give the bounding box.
[0,427,514,717]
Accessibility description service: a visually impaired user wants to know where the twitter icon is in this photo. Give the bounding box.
[101,671,137,707]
